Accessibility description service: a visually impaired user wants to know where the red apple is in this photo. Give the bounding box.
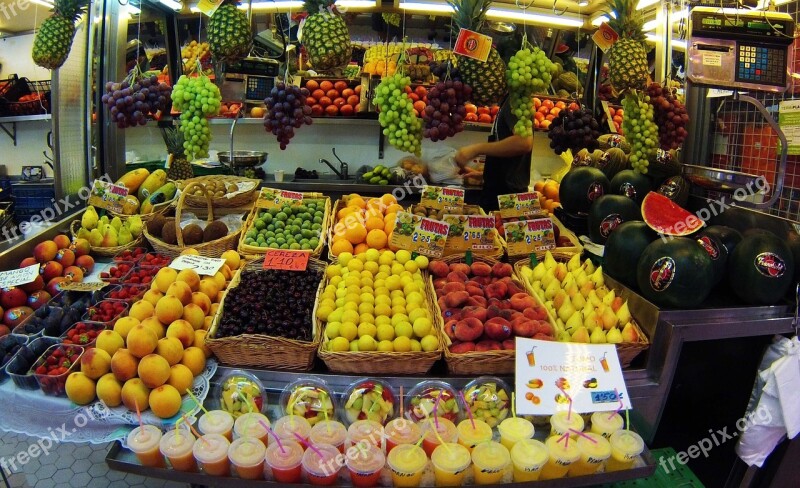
[1,287,28,309]
[3,306,33,328]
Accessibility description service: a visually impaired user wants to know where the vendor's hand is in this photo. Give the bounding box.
[454,146,477,168]
[460,168,483,179]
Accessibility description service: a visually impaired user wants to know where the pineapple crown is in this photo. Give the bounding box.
[53,0,89,21]
[604,0,646,44]
[447,0,491,34]
[161,126,185,157]
[303,0,338,15]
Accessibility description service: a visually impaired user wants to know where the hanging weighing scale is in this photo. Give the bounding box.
[687,7,794,92]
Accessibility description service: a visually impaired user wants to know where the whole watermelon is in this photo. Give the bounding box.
[559,167,610,215]
[729,231,794,305]
[657,176,690,207]
[610,170,651,204]
[605,221,657,288]
[637,237,715,308]
[696,225,742,285]
[588,195,642,245]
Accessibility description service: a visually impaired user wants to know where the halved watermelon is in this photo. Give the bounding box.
[641,192,704,236]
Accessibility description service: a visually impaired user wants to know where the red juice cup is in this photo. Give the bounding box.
[301,443,341,486]
[421,417,457,458]
[346,441,386,487]
[310,420,348,453]
[265,439,304,483]
[273,415,313,447]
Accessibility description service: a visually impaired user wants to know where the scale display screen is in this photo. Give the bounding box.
[691,8,793,40]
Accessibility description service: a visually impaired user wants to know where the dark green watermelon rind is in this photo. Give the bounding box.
[636,238,715,309]
[729,233,795,305]
[605,221,655,289]
[588,195,642,245]
[641,192,704,237]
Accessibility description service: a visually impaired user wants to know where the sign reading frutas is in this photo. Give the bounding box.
[497,192,546,219]
[453,29,493,62]
[169,255,227,276]
[0,264,40,289]
[503,218,557,257]
[256,188,304,208]
[262,250,310,271]
[389,212,450,258]
[88,180,130,214]
[443,214,497,253]
[420,186,466,211]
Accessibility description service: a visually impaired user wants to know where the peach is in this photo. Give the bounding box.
[449,341,476,354]
[182,303,205,330]
[126,324,158,358]
[444,291,469,308]
[154,267,178,293]
[142,289,164,307]
[129,300,155,321]
[446,271,469,283]
[449,263,471,275]
[432,277,448,289]
[465,285,484,297]
[461,306,488,322]
[475,340,502,352]
[429,261,450,278]
[473,275,492,286]
[484,317,512,341]
[470,262,492,276]
[443,282,466,294]
[65,372,96,405]
[149,384,181,419]
[141,316,166,339]
[111,349,140,382]
[96,330,124,356]
[121,378,150,411]
[40,261,63,282]
[176,269,201,291]
[194,330,211,357]
[444,319,459,341]
[34,240,58,263]
[155,295,184,324]
[96,373,123,407]
[74,254,94,273]
[437,296,447,312]
[138,354,171,388]
[166,319,195,348]
[166,281,193,306]
[55,248,76,268]
[211,271,227,290]
[190,292,212,316]
[534,320,555,336]
[512,320,536,338]
[505,279,526,296]
[181,346,206,376]
[533,333,555,341]
[502,339,516,350]
[167,364,194,394]
[510,293,536,312]
[485,282,508,300]
[492,262,513,278]
[464,296,487,308]
[198,279,220,302]
[203,316,213,331]
[156,337,184,366]
[454,317,483,342]
[80,347,112,379]
[113,316,140,340]
[523,306,548,321]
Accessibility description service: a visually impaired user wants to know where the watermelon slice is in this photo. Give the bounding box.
[641,192,704,236]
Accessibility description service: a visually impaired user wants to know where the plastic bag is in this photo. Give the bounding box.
[425,147,462,185]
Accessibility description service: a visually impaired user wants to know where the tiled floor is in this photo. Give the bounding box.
[0,431,186,488]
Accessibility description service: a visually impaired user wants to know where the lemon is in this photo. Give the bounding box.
[414,255,429,269]
[324,284,336,294]
[347,260,364,273]
[412,317,432,337]
[361,286,374,296]
[420,334,439,351]
[325,322,341,339]
[338,252,353,267]
[406,292,424,306]
[343,302,359,312]
[405,302,422,315]
[391,296,406,308]
[357,322,377,338]
[394,321,413,339]
[375,272,390,281]
[409,308,429,322]
[374,295,391,306]
[335,298,345,308]
[391,313,410,326]
[410,339,422,352]
[378,251,395,265]
[386,276,402,291]
[341,309,360,325]
[378,265,392,275]
[375,315,391,326]
[365,248,380,262]
[360,293,375,305]
[358,303,374,315]
[330,337,350,352]
[316,306,333,321]
[320,298,336,309]
[350,341,359,351]
[376,323,395,341]
[403,283,420,295]
[330,276,343,287]
[396,250,412,264]
[400,271,413,280]
[326,265,343,278]
[335,288,347,299]
[375,287,390,297]
[364,261,379,275]
[391,263,405,276]
[393,336,412,352]
[359,313,375,325]
[373,279,386,289]
[358,335,377,351]
[377,340,394,352]
[404,260,419,273]
[340,322,358,341]
[345,292,362,303]
[328,309,344,323]
[392,305,407,316]
[374,303,392,317]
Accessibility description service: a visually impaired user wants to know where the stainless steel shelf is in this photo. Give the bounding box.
[0,114,51,123]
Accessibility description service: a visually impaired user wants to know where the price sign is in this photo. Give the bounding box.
[420,186,465,211]
[262,250,310,271]
[389,212,450,258]
[196,0,223,16]
[497,192,546,219]
[515,338,632,415]
[169,255,226,276]
[592,23,619,53]
[503,218,557,257]
[0,264,40,289]
[453,29,492,62]
[256,188,304,208]
[60,281,108,292]
[443,214,497,253]
[87,180,129,213]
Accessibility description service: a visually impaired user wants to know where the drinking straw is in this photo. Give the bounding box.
[185,388,210,415]
[432,390,443,430]
[295,432,323,459]
[322,409,332,435]
[261,420,286,454]
[557,386,573,420]
[427,418,452,454]
[608,388,623,420]
[558,432,569,448]
[134,400,143,440]
[511,392,516,418]
[626,409,630,431]
[570,429,597,443]
[175,416,181,440]
[399,386,404,420]
[458,391,475,429]
[187,422,207,445]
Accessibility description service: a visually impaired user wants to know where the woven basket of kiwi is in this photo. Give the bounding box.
[143,181,242,258]
[176,176,261,209]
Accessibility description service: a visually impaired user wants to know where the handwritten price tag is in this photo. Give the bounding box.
[420,186,465,210]
[262,250,310,271]
[169,255,226,276]
[0,264,40,289]
[88,180,129,214]
[60,281,108,292]
[503,218,557,257]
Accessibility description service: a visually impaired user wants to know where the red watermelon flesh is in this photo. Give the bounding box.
[641,192,704,236]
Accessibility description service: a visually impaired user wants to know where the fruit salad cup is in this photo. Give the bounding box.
[404,380,460,424]
[460,376,511,428]
[281,377,336,427]
[343,379,396,426]
[218,370,266,419]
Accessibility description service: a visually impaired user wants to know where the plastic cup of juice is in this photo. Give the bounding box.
[387,443,428,487]
[606,430,645,472]
[301,443,341,486]
[471,440,510,485]
[510,439,548,482]
[265,439,304,483]
[590,411,625,439]
[159,428,197,472]
[421,417,457,457]
[233,412,270,446]
[127,425,165,468]
[385,418,422,454]
[228,437,267,480]
[456,419,493,452]
[192,434,231,476]
[347,420,384,450]
[345,441,386,487]
[431,442,471,486]
[497,417,534,450]
[273,415,313,446]
[550,411,585,439]
[568,432,611,477]
[198,410,235,441]
[539,435,581,480]
[310,420,348,453]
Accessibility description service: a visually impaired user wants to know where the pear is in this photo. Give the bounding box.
[557,330,572,342]
[588,290,602,307]
[584,310,602,331]
[101,226,118,247]
[97,222,108,236]
[565,311,583,334]
[556,318,565,330]
[553,290,568,311]
[590,267,605,287]
[76,227,91,242]
[544,251,557,270]
[554,263,568,282]
[565,284,579,299]
[583,258,596,275]
[606,327,623,344]
[99,215,110,227]
[118,226,133,246]
[544,280,561,300]
[580,282,595,298]
[610,296,624,312]
[110,216,123,232]
[88,229,103,247]
[535,289,546,302]
[581,300,594,319]
[616,302,632,325]
[571,293,586,310]
[621,323,639,343]
[601,307,618,330]
[571,326,590,343]
[602,289,616,306]
[590,326,607,344]
[562,272,577,291]
[574,269,588,286]
[532,281,542,292]
[567,254,581,272]
[557,300,576,323]
[127,215,143,237]
[81,206,99,230]
[531,262,546,281]
[541,271,556,288]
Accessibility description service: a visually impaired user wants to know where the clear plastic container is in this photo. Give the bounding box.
[59,321,107,347]
[81,299,129,327]
[309,420,347,452]
[103,284,148,304]
[216,370,267,419]
[31,344,84,396]
[273,415,312,444]
[11,306,47,338]
[228,437,267,480]
[404,380,459,423]
[113,247,148,263]
[0,334,28,384]
[99,261,135,284]
[6,336,58,389]
[280,376,336,427]
[460,376,511,428]
[342,378,396,426]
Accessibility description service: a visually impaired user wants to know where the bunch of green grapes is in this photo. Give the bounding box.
[171,74,221,160]
[506,46,556,137]
[374,73,422,156]
[622,92,658,174]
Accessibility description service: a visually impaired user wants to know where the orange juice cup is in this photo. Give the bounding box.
[510,439,549,482]
[192,434,231,476]
[456,419,493,453]
[606,430,645,472]
[265,439,304,483]
[273,415,312,446]
[233,412,270,446]
[127,425,165,468]
[228,437,267,480]
[550,411,585,439]
[431,442,471,486]
[568,432,611,477]
[590,411,625,439]
[421,417,457,457]
[471,440,510,485]
[160,428,197,472]
[199,410,234,441]
[385,418,422,454]
[386,443,428,487]
[301,443,341,486]
[310,420,348,453]
[347,420,384,450]
[498,417,534,450]
[539,435,581,480]
[346,442,386,487]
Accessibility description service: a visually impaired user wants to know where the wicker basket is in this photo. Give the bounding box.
[238,190,331,259]
[205,258,326,370]
[143,181,241,258]
[108,179,177,223]
[512,259,650,368]
[178,176,261,208]
[505,214,583,263]
[69,219,145,258]
[318,264,444,374]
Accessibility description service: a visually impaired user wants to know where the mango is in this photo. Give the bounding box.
[116,168,150,194]
[137,169,167,201]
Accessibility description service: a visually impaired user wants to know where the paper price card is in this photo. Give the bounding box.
[497,192,546,219]
[88,180,129,214]
[443,214,497,253]
[169,255,226,276]
[196,0,223,16]
[389,212,450,258]
[592,23,619,53]
[420,186,465,211]
[60,281,108,292]
[256,188,304,208]
[262,250,310,271]
[503,218,557,257]
[453,29,493,63]
[0,264,40,289]
[515,338,632,415]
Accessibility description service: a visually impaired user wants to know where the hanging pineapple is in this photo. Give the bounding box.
[301,0,352,72]
[162,126,194,181]
[447,0,508,107]
[208,0,253,64]
[31,0,89,70]
[605,0,649,92]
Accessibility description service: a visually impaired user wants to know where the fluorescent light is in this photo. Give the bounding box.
[29,0,54,7]
[645,33,686,50]
[238,1,304,10]
[636,0,658,10]
[487,7,584,28]
[335,0,376,7]
[591,13,613,26]
[157,0,182,10]
[399,1,454,13]
[642,19,658,31]
[577,0,589,6]
[126,4,141,14]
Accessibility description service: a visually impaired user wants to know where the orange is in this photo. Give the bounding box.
[385,203,404,215]
[533,181,545,193]
[384,218,396,235]
[337,206,358,220]
[348,196,367,209]
[354,243,370,255]
[345,223,368,244]
[365,216,384,231]
[543,181,560,201]
[331,239,354,256]
[366,199,385,213]
[380,194,398,207]
[366,229,388,249]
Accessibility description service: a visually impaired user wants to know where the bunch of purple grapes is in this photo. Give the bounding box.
[646,83,689,150]
[431,61,462,82]
[547,107,603,155]
[101,75,171,129]
[422,79,471,142]
[263,82,313,150]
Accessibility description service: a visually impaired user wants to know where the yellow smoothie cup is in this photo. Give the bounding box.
[456,419,493,452]
[431,443,471,486]
[550,411,585,438]
[471,440,510,485]
[568,433,611,477]
[497,417,534,450]
[387,443,428,487]
[606,430,645,472]
[590,411,625,439]
[540,435,581,480]
[510,439,548,482]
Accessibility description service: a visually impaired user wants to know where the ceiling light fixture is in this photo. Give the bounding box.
[157,0,182,10]
[645,33,686,50]
[577,0,589,6]
[237,0,305,10]
[398,1,454,13]
[486,7,585,28]
[636,0,658,10]
[591,12,614,26]
[335,0,377,7]
[29,0,55,7]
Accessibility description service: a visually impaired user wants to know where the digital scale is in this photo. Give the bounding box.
[222,57,282,103]
[687,7,795,92]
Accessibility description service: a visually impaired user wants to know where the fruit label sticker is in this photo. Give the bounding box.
[503,218,556,257]
[497,192,545,219]
[60,281,108,292]
[88,180,129,214]
[443,214,497,253]
[599,214,622,239]
[755,252,786,278]
[649,257,675,291]
[515,338,632,415]
[592,23,619,53]
[262,250,310,271]
[698,236,720,260]
[0,263,40,289]
[390,212,450,258]
[196,0,223,16]
[256,188,303,208]
[420,186,465,210]
[453,29,492,63]
[619,182,638,200]
[169,255,227,276]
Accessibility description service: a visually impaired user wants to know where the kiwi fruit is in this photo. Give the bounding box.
[147,213,167,237]
[183,224,204,245]
[161,219,178,245]
[203,220,229,242]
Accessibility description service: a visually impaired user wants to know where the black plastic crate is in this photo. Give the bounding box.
[0,75,33,117]
[4,80,51,116]
[11,181,55,221]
